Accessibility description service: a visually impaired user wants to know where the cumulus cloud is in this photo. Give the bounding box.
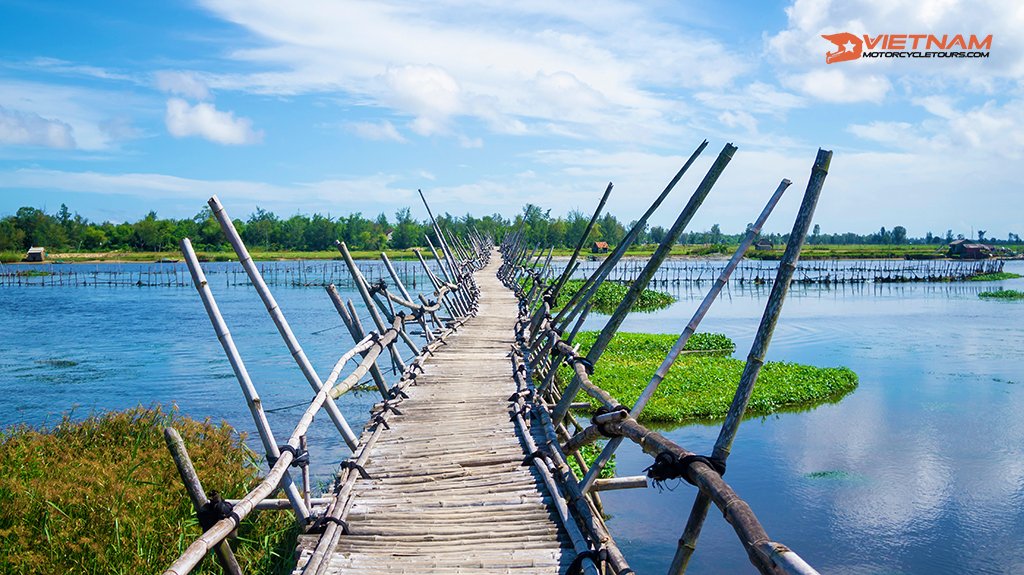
[155,71,211,100]
[164,98,262,145]
[0,105,76,148]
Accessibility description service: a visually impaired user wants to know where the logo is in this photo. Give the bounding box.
[822,33,992,63]
[822,33,863,64]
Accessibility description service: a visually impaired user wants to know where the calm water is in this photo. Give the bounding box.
[1,259,1022,574]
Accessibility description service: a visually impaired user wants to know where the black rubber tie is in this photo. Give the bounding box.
[591,405,629,438]
[372,413,390,430]
[566,548,609,575]
[339,460,372,480]
[267,444,309,468]
[197,491,241,531]
[321,516,350,534]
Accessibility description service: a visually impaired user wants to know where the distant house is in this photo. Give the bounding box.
[948,239,993,259]
[592,241,610,253]
[754,239,774,251]
[25,247,45,262]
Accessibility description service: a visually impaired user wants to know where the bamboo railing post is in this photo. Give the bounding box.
[578,178,792,493]
[670,149,831,575]
[335,241,410,371]
[552,140,709,328]
[414,248,459,319]
[380,253,434,342]
[553,143,736,426]
[552,183,613,300]
[325,285,389,398]
[425,236,469,314]
[207,197,359,452]
[180,238,309,521]
[163,427,243,575]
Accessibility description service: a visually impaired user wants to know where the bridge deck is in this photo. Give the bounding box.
[299,256,573,574]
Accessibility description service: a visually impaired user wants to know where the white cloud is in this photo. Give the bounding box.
[786,69,891,103]
[0,105,76,149]
[0,80,142,150]
[347,120,407,142]
[155,71,212,100]
[164,98,262,145]
[193,0,748,144]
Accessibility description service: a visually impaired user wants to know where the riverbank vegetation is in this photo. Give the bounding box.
[4,202,1020,262]
[563,331,858,423]
[978,289,1024,300]
[0,407,296,574]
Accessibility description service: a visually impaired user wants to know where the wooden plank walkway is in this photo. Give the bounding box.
[297,255,574,574]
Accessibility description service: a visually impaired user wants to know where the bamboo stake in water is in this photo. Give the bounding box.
[578,178,791,493]
[180,238,309,520]
[671,149,832,575]
[207,196,359,451]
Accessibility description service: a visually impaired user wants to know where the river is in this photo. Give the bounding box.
[1,259,1022,574]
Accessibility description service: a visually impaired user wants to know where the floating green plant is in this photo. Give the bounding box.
[563,331,858,423]
[968,272,1022,281]
[978,289,1024,300]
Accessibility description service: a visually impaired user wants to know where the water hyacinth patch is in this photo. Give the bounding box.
[563,331,858,424]
[978,289,1024,300]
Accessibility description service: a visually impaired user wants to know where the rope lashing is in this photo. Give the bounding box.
[522,445,556,467]
[388,386,410,400]
[591,405,629,437]
[566,548,609,575]
[643,451,727,487]
[380,401,403,416]
[507,389,532,402]
[367,278,388,295]
[339,460,372,480]
[568,355,595,375]
[197,491,240,531]
[371,414,390,430]
[267,444,309,468]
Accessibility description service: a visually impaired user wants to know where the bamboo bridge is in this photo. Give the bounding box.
[163,143,834,575]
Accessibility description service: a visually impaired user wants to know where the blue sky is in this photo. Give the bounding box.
[0,0,1020,237]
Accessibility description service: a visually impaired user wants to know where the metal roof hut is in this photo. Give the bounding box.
[25,247,46,262]
[948,239,992,259]
[754,239,774,250]
[592,241,609,253]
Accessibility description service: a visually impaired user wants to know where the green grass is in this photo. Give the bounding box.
[0,407,298,574]
[978,289,1024,300]
[562,331,858,424]
[968,272,1023,281]
[553,279,675,314]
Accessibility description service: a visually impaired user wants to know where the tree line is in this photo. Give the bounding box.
[0,202,1018,254]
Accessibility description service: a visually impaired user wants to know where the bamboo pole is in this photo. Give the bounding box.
[552,140,709,329]
[163,427,243,575]
[325,285,389,398]
[552,183,612,301]
[180,238,309,521]
[578,178,791,493]
[381,253,434,341]
[553,143,736,426]
[670,149,831,575]
[335,241,418,362]
[207,196,359,451]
